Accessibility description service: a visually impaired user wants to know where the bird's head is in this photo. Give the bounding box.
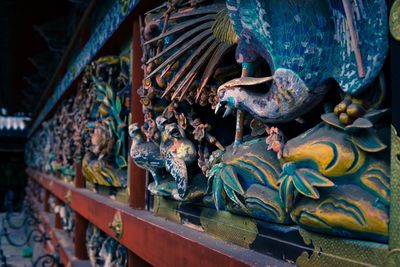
[216,76,273,117]
[128,123,142,139]
[162,123,185,141]
[155,116,168,132]
[215,86,237,118]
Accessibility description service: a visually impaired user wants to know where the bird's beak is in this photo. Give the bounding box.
[221,76,274,87]
[215,102,223,114]
[223,106,233,118]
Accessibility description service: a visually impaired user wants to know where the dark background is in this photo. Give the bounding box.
[0,0,89,211]
[0,0,87,115]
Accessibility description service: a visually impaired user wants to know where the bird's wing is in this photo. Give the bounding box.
[328,0,388,95]
[143,1,237,103]
[131,142,164,168]
[165,154,188,197]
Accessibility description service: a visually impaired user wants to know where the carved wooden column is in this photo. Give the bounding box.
[129,16,146,210]
[54,197,62,229]
[127,15,151,267]
[73,163,89,259]
[44,190,50,212]
[74,163,85,188]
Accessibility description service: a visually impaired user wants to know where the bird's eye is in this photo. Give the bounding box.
[218,88,226,98]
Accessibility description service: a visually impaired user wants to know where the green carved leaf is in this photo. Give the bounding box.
[321,113,344,130]
[352,128,387,152]
[364,109,390,123]
[213,176,225,211]
[115,155,127,168]
[106,84,115,101]
[98,104,109,116]
[220,165,245,195]
[114,140,122,155]
[344,117,373,133]
[116,96,122,114]
[223,185,246,209]
[293,168,334,199]
[278,174,294,212]
[96,93,105,102]
[208,164,222,180]
[92,76,107,94]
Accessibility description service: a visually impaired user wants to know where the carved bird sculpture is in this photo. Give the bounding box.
[129,123,164,185]
[159,122,197,198]
[129,122,197,198]
[216,0,388,142]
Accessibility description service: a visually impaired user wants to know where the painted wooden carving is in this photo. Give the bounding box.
[25,102,77,181]
[130,0,390,245]
[58,204,75,236]
[86,223,128,267]
[82,55,131,192]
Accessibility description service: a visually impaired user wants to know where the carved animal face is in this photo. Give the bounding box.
[216,76,274,117]
[162,123,185,142]
[128,123,141,138]
[91,123,112,156]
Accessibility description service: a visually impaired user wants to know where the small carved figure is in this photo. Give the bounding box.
[129,121,197,198]
[129,123,164,185]
[160,122,197,197]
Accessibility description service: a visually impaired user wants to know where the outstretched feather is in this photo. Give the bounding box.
[212,8,238,45]
[142,2,237,103]
[144,14,216,46]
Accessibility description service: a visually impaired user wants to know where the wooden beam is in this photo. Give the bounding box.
[28,170,282,267]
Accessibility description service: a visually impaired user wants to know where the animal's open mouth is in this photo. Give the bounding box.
[215,101,234,118]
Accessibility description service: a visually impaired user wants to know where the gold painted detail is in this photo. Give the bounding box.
[200,208,257,248]
[390,125,400,262]
[390,0,400,41]
[151,196,181,224]
[108,211,123,239]
[65,190,72,204]
[297,229,388,267]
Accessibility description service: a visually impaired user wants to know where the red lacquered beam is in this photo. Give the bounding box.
[72,189,272,267]
[30,171,279,267]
